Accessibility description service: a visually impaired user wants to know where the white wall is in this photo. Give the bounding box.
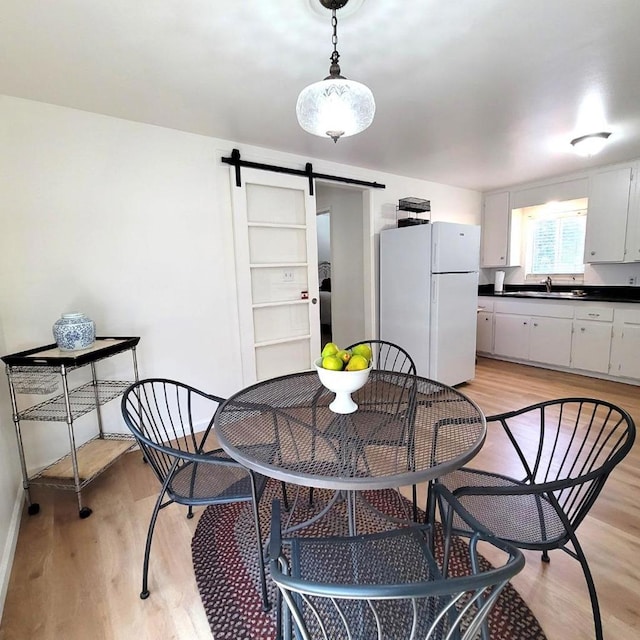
[0,95,481,608]
[0,316,21,622]
[0,95,482,464]
[316,213,331,264]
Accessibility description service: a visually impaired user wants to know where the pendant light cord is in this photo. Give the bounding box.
[328,8,343,78]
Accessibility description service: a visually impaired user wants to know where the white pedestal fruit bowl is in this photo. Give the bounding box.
[314,358,372,414]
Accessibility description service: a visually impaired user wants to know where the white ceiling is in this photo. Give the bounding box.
[3,0,640,192]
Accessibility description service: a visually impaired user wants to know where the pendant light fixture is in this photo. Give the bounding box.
[296,0,375,143]
[570,131,611,157]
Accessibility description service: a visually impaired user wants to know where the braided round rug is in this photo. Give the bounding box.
[192,479,546,640]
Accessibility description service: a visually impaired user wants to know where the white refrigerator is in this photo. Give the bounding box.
[379,222,480,386]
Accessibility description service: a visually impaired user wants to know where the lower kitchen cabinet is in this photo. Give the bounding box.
[529,317,573,367]
[571,306,614,374]
[572,321,612,374]
[484,298,639,385]
[493,313,572,366]
[476,311,494,353]
[610,308,640,379]
[494,314,529,360]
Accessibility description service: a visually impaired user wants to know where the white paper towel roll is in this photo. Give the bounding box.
[495,270,505,292]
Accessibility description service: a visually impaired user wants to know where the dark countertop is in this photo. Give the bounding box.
[478,284,640,304]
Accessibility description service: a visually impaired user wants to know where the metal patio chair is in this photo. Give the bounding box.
[121,378,269,607]
[269,483,524,640]
[305,340,420,520]
[436,397,636,640]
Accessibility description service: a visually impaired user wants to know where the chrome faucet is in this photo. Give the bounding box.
[542,276,552,293]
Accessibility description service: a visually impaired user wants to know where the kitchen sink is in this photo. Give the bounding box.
[499,291,585,299]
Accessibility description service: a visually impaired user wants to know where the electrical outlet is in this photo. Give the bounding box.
[282,270,294,282]
[629,276,637,286]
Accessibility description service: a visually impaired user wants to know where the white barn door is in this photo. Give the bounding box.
[230,168,320,384]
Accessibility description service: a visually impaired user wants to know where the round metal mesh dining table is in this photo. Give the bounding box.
[214,370,486,491]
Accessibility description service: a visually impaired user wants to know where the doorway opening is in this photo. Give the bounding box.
[315,183,372,350]
[317,209,333,346]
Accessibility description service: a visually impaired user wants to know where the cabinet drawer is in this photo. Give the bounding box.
[495,300,574,318]
[615,308,640,325]
[477,297,494,312]
[575,307,614,322]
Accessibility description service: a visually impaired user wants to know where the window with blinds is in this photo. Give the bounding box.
[517,198,588,277]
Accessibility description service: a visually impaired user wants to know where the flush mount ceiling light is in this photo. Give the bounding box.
[570,131,612,157]
[296,0,375,143]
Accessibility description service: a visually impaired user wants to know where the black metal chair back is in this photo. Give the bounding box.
[345,340,420,518]
[346,339,416,374]
[270,485,524,640]
[438,397,636,640]
[121,378,269,607]
[347,340,416,417]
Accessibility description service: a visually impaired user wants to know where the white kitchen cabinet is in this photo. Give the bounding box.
[624,165,640,262]
[584,166,632,263]
[494,313,530,359]
[481,191,510,267]
[571,305,614,374]
[476,311,494,353]
[572,321,612,374]
[610,308,640,379]
[493,299,573,365]
[529,317,573,367]
[487,298,638,384]
[476,297,494,354]
[611,325,640,379]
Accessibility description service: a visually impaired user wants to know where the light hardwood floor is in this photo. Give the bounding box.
[1,357,639,640]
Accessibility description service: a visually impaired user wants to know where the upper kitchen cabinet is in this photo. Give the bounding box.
[625,165,640,262]
[584,166,632,263]
[481,191,513,267]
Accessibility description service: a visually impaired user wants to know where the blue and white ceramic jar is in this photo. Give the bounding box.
[52,313,96,351]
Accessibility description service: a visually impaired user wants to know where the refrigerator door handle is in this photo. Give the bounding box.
[431,275,438,304]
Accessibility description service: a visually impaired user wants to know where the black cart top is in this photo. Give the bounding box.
[2,337,140,368]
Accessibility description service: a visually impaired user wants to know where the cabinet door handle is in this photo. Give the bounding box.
[581,327,586,332]
[523,321,528,325]
[587,313,600,317]
[533,322,538,327]
[590,251,596,256]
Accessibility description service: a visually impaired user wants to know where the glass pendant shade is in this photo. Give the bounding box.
[570,132,611,157]
[297,77,375,142]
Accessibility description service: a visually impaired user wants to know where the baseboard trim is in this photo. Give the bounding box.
[0,485,23,623]
[477,353,640,386]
